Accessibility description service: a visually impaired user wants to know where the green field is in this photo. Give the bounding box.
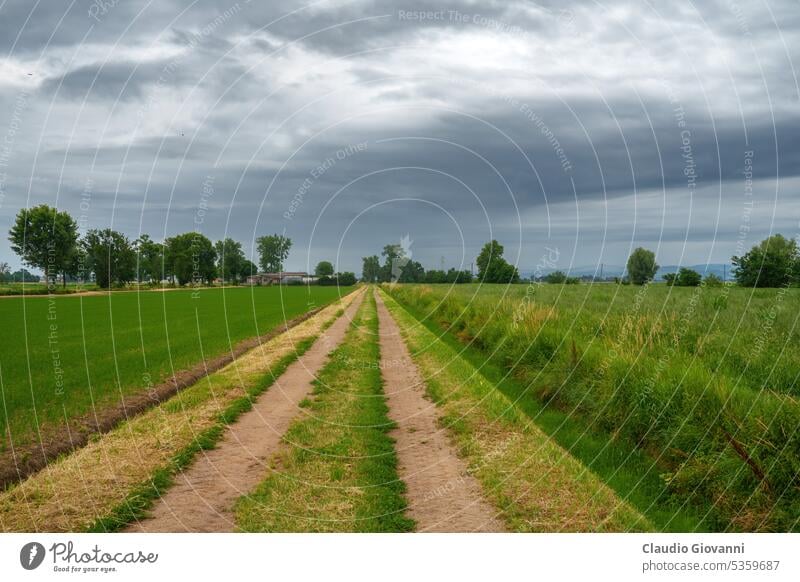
[384,283,800,531]
[0,286,352,450]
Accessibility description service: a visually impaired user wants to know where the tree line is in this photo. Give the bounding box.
[625,234,800,288]
[6,204,797,290]
[6,205,298,289]
[361,239,518,284]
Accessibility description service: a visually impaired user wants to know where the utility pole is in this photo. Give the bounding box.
[600,263,604,281]
[723,264,726,282]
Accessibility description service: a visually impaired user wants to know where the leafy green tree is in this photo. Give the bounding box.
[476,240,520,284]
[545,270,567,283]
[664,273,676,286]
[165,232,217,285]
[241,259,258,279]
[9,205,79,287]
[215,238,246,283]
[10,269,39,282]
[256,234,291,273]
[135,234,166,283]
[732,234,799,288]
[675,267,702,287]
[315,260,334,277]
[336,272,357,286]
[626,247,659,285]
[82,229,137,289]
[446,268,472,283]
[0,262,9,282]
[425,269,447,283]
[703,273,724,287]
[380,243,406,282]
[398,260,425,283]
[361,255,380,283]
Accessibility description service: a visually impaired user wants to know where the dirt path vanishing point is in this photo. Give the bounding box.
[375,291,506,532]
[126,290,365,532]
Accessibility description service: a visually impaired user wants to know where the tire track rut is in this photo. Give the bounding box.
[375,291,505,532]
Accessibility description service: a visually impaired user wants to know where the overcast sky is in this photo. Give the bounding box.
[0,0,798,275]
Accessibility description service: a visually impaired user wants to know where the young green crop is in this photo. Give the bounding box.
[0,286,351,450]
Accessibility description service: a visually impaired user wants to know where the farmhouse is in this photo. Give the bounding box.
[245,272,317,285]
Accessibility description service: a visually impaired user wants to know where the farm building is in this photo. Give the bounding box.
[245,272,317,285]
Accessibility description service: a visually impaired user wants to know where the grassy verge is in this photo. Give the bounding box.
[381,289,708,532]
[385,284,799,531]
[235,291,413,532]
[87,337,316,532]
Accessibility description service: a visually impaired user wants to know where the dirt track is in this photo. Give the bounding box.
[126,290,365,532]
[375,291,505,532]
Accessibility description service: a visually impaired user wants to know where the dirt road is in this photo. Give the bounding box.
[126,290,365,532]
[375,291,505,532]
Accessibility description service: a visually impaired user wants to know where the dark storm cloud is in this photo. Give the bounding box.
[1,0,799,273]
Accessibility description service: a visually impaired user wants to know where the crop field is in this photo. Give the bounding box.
[383,283,800,532]
[2,284,797,534]
[0,285,351,452]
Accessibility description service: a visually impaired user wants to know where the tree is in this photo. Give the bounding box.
[398,260,425,283]
[732,234,799,288]
[361,255,380,283]
[476,240,520,284]
[256,234,291,273]
[215,238,246,283]
[9,205,79,287]
[675,267,702,287]
[82,229,137,289]
[10,269,39,282]
[664,273,676,286]
[446,268,472,283]
[315,260,334,277]
[336,272,357,286]
[241,259,258,279]
[704,273,723,287]
[380,243,406,282]
[626,247,659,285]
[0,262,9,282]
[545,270,567,284]
[136,234,165,283]
[165,232,217,285]
[425,269,447,284]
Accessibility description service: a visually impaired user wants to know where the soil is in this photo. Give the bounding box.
[125,291,365,532]
[0,291,357,490]
[375,291,506,532]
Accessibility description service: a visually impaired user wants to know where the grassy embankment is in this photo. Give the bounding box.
[235,291,413,532]
[384,283,800,532]
[380,289,662,532]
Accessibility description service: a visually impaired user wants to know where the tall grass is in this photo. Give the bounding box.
[385,283,800,531]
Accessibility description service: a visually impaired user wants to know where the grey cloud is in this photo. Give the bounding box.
[1,0,799,274]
